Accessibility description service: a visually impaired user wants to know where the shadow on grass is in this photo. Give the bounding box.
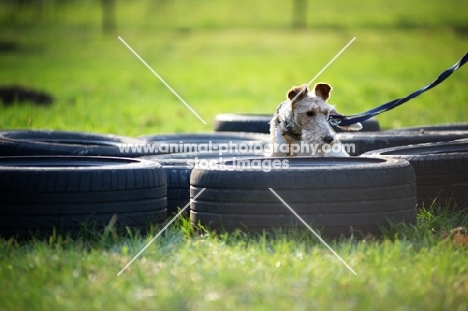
[1,203,466,254]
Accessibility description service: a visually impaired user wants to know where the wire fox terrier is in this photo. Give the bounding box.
[268,83,362,157]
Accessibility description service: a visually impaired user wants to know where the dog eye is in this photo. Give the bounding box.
[306,111,315,117]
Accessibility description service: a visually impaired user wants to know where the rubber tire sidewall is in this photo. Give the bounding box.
[0,156,167,238]
[190,157,417,237]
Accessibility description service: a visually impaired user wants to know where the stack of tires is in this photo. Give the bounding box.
[0,130,168,238]
[362,124,468,210]
[138,132,268,215]
[1,116,466,238]
[197,115,467,235]
[0,129,268,238]
[363,139,468,210]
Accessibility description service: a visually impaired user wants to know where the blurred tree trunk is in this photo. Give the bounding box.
[292,0,307,28]
[101,0,116,33]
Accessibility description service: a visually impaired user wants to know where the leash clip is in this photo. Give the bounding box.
[328,114,343,127]
[328,118,340,127]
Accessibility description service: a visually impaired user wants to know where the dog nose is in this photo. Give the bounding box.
[323,135,334,143]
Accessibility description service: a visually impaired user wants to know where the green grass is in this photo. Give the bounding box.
[0,1,468,310]
[1,27,466,135]
[1,206,467,311]
[0,0,467,135]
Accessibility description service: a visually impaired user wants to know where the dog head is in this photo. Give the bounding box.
[286,83,361,146]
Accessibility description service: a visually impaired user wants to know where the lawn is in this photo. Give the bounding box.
[1,208,468,310]
[0,0,467,135]
[0,0,467,310]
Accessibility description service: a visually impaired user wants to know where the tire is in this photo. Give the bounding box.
[0,156,167,238]
[190,157,417,237]
[139,133,269,215]
[139,132,269,142]
[363,139,468,210]
[338,131,468,156]
[143,151,263,215]
[0,130,146,157]
[137,132,269,157]
[388,123,468,132]
[214,114,272,133]
[213,113,380,133]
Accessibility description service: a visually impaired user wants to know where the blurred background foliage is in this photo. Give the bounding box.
[0,0,466,135]
[1,0,467,31]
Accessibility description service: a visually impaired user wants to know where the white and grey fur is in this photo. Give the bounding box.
[268,83,362,157]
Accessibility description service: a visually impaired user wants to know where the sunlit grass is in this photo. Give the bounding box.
[0,27,466,136]
[0,205,467,310]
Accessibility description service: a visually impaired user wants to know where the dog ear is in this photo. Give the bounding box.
[314,83,332,101]
[287,84,309,103]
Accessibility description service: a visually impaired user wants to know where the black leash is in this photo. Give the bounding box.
[328,52,468,127]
